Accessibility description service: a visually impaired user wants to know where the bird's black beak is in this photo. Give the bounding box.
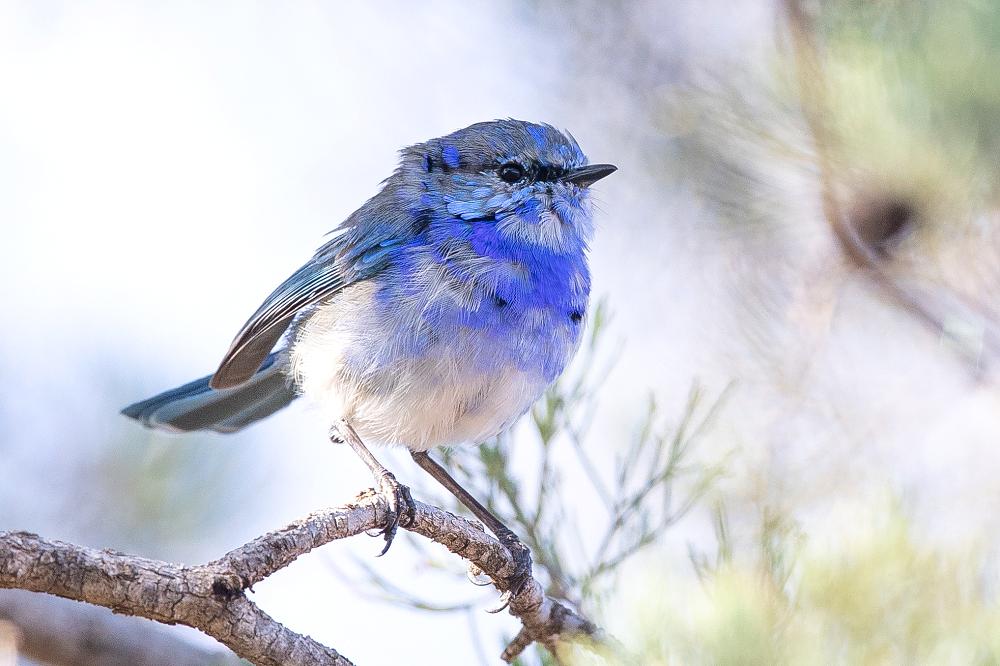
[562,163,617,187]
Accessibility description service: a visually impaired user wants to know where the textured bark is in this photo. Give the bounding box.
[0,531,351,666]
[0,590,242,666]
[0,490,607,664]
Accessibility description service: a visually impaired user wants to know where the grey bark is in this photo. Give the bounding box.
[0,590,242,666]
[0,489,607,664]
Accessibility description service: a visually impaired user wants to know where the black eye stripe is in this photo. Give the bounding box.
[495,162,568,184]
[536,165,560,182]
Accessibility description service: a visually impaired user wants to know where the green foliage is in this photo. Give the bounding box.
[813,1,1000,222]
[598,503,1000,666]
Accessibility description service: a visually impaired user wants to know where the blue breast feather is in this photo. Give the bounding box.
[315,120,597,386]
[352,201,590,383]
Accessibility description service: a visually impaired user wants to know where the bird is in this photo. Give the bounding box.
[122,119,615,595]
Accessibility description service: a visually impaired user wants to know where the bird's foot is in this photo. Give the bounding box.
[372,470,416,556]
[487,530,533,613]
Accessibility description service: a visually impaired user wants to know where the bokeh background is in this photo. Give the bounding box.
[3,1,1000,663]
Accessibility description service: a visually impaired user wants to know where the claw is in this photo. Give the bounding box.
[374,471,415,556]
[500,533,533,595]
[486,533,533,612]
[486,592,512,614]
[467,564,493,587]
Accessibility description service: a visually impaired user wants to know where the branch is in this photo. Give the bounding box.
[782,0,1000,372]
[0,589,243,666]
[0,489,610,664]
[0,529,353,666]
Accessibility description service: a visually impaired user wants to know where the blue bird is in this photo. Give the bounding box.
[123,119,615,592]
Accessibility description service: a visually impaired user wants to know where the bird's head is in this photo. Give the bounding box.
[398,119,616,253]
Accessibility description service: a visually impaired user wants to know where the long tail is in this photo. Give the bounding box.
[121,353,296,434]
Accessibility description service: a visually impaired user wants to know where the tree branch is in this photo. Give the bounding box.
[0,590,243,666]
[782,0,1000,372]
[0,488,610,664]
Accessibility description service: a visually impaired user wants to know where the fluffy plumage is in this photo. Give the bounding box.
[123,119,614,450]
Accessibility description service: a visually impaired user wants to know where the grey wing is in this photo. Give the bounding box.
[209,259,347,389]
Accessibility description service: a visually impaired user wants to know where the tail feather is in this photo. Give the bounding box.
[122,353,296,434]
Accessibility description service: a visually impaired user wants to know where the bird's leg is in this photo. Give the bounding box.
[410,450,532,600]
[331,419,415,556]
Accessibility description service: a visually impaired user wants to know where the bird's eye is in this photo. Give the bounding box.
[497,163,526,184]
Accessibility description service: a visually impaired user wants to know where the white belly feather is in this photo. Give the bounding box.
[289,281,552,451]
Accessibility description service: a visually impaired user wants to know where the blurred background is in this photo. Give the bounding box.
[2,0,1000,663]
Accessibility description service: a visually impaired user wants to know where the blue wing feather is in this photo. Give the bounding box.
[209,177,426,389]
[210,233,396,388]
